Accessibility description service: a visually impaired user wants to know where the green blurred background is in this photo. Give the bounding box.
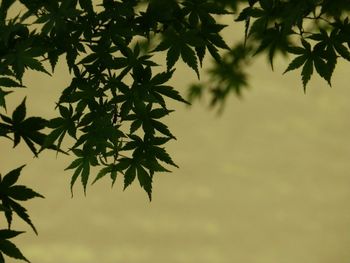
[1,8,350,263]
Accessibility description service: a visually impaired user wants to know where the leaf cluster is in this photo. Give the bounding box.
[0,0,232,204]
[0,166,43,262]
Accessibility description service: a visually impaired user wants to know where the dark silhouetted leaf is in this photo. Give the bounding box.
[7,186,44,201]
[0,165,25,188]
[0,240,29,263]
[136,165,152,200]
[284,55,307,74]
[0,78,24,88]
[12,98,26,124]
[181,45,199,78]
[124,164,136,190]
[301,58,313,90]
[0,230,24,240]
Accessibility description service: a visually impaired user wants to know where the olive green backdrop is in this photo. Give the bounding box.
[1,9,350,263]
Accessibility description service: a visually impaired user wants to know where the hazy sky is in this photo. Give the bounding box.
[1,5,350,263]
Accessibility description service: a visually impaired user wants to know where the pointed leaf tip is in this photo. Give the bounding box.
[1,165,26,188]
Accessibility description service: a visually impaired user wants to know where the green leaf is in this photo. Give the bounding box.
[166,46,180,70]
[0,113,12,124]
[301,39,311,51]
[153,85,189,104]
[92,166,112,185]
[7,185,44,201]
[23,57,51,76]
[136,165,152,200]
[2,201,12,229]
[151,146,178,167]
[72,149,84,157]
[130,119,142,134]
[0,230,24,240]
[66,48,79,72]
[0,240,29,263]
[124,164,136,190]
[0,125,11,139]
[150,108,172,119]
[151,119,175,138]
[181,45,199,78]
[334,42,350,61]
[150,70,174,85]
[283,55,307,74]
[12,98,27,123]
[0,88,12,110]
[70,164,83,196]
[65,156,91,195]
[208,34,230,50]
[152,136,171,145]
[81,160,90,194]
[207,44,221,63]
[325,47,337,79]
[7,198,38,234]
[313,56,331,85]
[8,108,49,155]
[0,204,9,212]
[43,127,65,149]
[301,58,313,90]
[21,117,48,131]
[195,46,206,67]
[142,157,171,173]
[1,165,26,188]
[58,105,71,119]
[110,169,117,186]
[47,117,65,129]
[287,46,305,55]
[78,53,98,65]
[48,50,59,72]
[235,6,261,21]
[0,78,24,88]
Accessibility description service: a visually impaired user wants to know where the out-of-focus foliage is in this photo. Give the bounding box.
[1,0,350,261]
[189,0,350,108]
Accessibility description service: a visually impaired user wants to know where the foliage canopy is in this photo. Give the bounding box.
[1,0,350,261]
